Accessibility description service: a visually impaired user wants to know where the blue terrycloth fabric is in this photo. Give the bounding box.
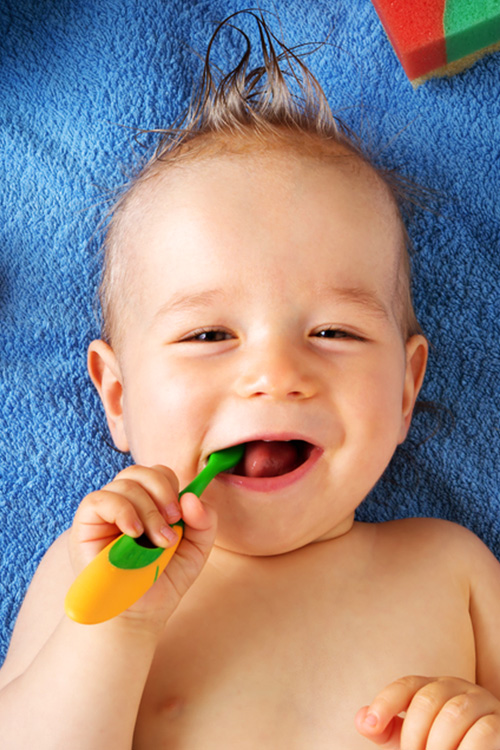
[1,0,499,662]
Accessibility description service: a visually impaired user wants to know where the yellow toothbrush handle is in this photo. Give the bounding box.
[64,524,183,624]
[64,445,245,625]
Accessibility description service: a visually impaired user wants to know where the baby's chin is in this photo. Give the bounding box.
[210,524,324,558]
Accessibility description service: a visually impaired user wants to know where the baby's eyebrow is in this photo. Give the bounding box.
[153,288,226,320]
[318,284,390,319]
[152,285,389,321]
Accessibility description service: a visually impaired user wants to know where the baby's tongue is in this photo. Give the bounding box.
[242,440,299,478]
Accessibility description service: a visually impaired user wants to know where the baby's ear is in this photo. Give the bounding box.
[87,340,129,452]
[399,334,428,443]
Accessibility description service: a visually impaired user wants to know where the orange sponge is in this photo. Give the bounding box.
[371,0,500,85]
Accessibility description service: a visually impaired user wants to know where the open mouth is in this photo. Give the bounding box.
[225,439,315,479]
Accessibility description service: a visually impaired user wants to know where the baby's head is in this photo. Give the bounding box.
[88,11,428,554]
[100,11,422,352]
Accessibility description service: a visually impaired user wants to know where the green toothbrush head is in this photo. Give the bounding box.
[207,443,245,472]
[180,443,245,498]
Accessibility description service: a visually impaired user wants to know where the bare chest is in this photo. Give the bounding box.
[134,533,475,749]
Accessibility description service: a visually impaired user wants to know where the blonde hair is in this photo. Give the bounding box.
[101,10,423,346]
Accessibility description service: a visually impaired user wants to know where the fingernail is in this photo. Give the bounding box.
[363,712,378,728]
[164,502,181,523]
[161,525,179,544]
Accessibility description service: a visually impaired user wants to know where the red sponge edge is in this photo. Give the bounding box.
[371,0,447,80]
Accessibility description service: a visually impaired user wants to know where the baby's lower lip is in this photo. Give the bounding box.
[217,444,323,493]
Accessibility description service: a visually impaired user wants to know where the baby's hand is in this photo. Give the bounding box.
[355,675,500,749]
[69,464,217,624]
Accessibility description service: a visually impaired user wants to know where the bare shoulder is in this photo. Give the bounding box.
[368,516,500,590]
[0,530,73,688]
[386,516,500,600]
[372,516,494,563]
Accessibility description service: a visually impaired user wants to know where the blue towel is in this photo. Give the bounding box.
[1,0,499,662]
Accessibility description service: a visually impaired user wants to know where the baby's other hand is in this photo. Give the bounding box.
[69,465,217,623]
[355,675,500,749]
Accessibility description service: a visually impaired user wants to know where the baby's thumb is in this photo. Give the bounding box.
[355,707,402,748]
[179,493,217,547]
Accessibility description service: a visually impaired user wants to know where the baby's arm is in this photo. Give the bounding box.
[0,465,217,750]
[356,525,500,749]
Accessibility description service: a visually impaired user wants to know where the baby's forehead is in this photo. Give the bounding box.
[118,144,403,304]
[112,146,404,324]
[119,137,401,242]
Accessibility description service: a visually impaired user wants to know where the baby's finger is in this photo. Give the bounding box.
[87,481,176,548]
[425,690,500,750]
[355,705,403,747]
[176,493,217,561]
[459,712,500,750]
[113,464,181,524]
[180,492,215,530]
[73,489,145,541]
[401,678,491,750]
[358,675,437,744]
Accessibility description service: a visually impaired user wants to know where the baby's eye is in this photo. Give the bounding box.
[313,328,360,340]
[181,328,234,343]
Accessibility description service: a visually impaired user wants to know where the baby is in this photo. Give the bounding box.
[1,12,500,749]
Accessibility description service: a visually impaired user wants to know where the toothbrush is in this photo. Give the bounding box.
[64,445,244,624]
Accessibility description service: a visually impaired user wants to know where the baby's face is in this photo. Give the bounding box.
[93,148,427,556]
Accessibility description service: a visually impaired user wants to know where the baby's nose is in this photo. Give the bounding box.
[234,341,318,401]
